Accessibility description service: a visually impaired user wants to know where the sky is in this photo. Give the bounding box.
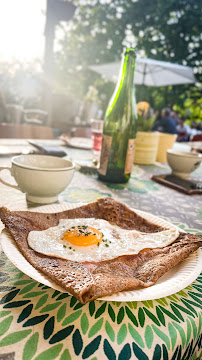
[0,0,46,62]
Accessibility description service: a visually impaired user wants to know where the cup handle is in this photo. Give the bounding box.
[0,166,21,190]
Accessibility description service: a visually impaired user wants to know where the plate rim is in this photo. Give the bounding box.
[1,202,201,302]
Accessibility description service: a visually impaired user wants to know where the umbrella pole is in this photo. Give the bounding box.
[139,64,147,100]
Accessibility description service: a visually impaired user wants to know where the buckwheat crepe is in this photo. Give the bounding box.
[0,198,201,304]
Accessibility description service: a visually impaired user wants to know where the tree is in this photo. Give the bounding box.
[55,0,202,113]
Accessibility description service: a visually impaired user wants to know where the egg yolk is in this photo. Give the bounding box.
[62,226,103,246]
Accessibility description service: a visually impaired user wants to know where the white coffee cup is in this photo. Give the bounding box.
[0,154,75,204]
[167,150,202,178]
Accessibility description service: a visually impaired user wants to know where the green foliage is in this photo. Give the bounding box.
[55,0,201,114]
[173,87,202,123]
[137,115,155,132]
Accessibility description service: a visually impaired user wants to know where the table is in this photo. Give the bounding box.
[0,140,201,360]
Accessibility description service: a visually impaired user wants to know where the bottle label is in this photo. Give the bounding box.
[124,139,136,174]
[98,134,112,176]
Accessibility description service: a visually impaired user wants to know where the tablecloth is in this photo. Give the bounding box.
[0,147,201,360]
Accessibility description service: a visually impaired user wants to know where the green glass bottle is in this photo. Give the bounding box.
[98,48,137,183]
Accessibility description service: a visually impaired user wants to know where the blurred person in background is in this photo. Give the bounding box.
[190,121,202,137]
[152,108,177,134]
[170,111,179,125]
[176,117,191,142]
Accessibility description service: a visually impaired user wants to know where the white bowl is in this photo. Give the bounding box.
[0,155,75,204]
[167,150,202,178]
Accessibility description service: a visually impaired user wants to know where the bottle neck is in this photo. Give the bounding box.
[107,49,136,111]
[121,50,136,88]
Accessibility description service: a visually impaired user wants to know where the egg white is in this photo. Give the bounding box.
[27,218,179,262]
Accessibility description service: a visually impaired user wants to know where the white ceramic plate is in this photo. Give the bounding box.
[1,203,201,302]
[66,137,93,150]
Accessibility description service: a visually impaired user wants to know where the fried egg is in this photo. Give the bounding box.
[27,218,179,262]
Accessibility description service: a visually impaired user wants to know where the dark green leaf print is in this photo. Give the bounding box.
[52,290,60,298]
[152,344,161,360]
[188,290,202,299]
[182,341,193,360]
[192,285,202,293]
[170,346,179,360]
[0,329,32,346]
[23,314,49,327]
[95,302,107,319]
[125,306,138,327]
[158,306,180,323]
[56,293,70,301]
[118,343,131,360]
[41,286,50,290]
[117,307,125,324]
[108,304,115,322]
[143,308,160,326]
[82,335,101,359]
[17,304,33,323]
[132,342,149,360]
[170,304,184,322]
[172,303,195,318]
[138,308,145,327]
[0,316,13,336]
[89,301,95,316]
[184,296,202,309]
[176,345,182,360]
[103,339,116,360]
[73,329,83,355]
[34,344,63,360]
[162,344,168,360]
[74,302,84,310]
[70,296,77,307]
[3,300,30,308]
[0,289,20,304]
[182,298,199,315]
[49,325,74,344]
[44,316,55,339]
[156,306,166,326]
[22,332,39,360]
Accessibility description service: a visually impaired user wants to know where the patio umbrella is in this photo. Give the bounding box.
[90,57,196,86]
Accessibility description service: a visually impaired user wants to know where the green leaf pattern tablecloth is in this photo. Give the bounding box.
[0,149,201,360]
